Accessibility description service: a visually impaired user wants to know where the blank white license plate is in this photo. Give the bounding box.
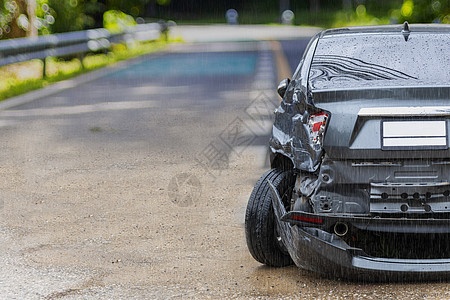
[382,120,448,149]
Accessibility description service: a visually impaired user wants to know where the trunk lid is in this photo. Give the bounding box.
[314,86,450,160]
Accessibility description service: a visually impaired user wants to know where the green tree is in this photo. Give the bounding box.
[48,0,84,33]
[396,0,449,23]
[49,0,164,33]
[0,0,53,39]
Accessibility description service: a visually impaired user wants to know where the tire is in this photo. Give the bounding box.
[245,168,295,267]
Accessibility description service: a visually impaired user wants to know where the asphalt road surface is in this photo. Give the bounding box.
[1,29,450,299]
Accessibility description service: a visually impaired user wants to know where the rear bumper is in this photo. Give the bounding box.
[283,210,450,234]
[269,180,450,281]
[289,225,450,281]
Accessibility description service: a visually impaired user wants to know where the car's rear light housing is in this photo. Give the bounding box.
[290,214,324,224]
[308,112,329,151]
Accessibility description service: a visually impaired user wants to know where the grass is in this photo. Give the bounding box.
[0,38,171,101]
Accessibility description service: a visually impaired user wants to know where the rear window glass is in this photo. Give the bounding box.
[309,32,450,91]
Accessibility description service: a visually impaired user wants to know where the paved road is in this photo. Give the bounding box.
[0,38,286,298]
[0,27,447,299]
[280,39,311,74]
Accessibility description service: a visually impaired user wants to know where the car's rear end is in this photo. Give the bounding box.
[276,24,450,280]
[279,87,450,281]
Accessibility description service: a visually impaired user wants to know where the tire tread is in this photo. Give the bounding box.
[245,168,294,267]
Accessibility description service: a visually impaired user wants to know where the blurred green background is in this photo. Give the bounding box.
[0,0,448,100]
[0,0,448,39]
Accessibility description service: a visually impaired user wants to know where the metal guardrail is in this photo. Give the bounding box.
[0,21,170,75]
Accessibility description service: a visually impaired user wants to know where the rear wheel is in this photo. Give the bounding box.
[245,168,295,267]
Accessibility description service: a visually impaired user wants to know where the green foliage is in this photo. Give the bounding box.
[332,5,390,27]
[394,0,450,24]
[107,0,159,18]
[0,78,46,100]
[48,0,85,33]
[0,0,55,38]
[103,10,136,33]
[1,1,448,37]
[43,0,168,34]
[35,0,54,35]
[293,10,337,27]
[294,0,449,28]
[333,0,449,26]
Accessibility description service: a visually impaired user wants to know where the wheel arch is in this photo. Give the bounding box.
[270,152,294,171]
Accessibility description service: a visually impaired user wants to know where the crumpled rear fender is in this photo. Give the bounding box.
[269,90,324,172]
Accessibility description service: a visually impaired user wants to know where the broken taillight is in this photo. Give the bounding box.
[290,214,324,224]
[308,112,329,151]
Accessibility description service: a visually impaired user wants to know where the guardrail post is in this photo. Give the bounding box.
[42,57,47,78]
[78,54,85,70]
[158,20,169,42]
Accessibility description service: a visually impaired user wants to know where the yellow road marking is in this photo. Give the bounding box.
[270,40,292,83]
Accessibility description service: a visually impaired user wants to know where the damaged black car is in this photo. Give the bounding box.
[245,23,450,281]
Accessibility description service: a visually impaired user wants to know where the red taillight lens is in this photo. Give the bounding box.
[290,214,323,224]
[308,112,329,150]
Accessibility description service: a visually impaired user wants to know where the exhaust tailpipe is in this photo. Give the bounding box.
[334,222,349,237]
